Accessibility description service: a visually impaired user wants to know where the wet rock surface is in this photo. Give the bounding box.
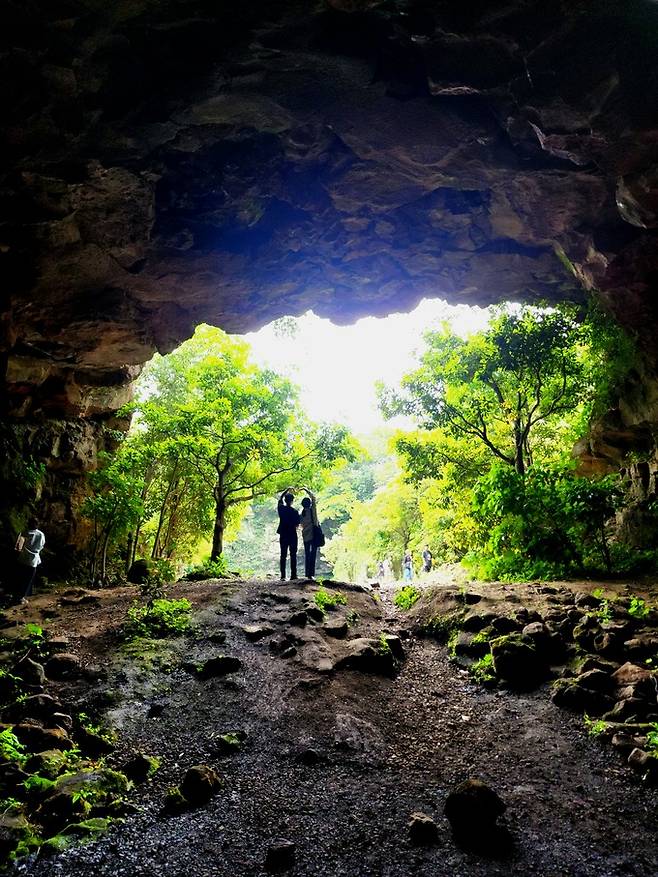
[2,577,658,875]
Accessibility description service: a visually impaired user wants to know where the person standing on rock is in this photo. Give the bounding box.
[15,518,45,605]
[300,488,319,580]
[277,489,300,580]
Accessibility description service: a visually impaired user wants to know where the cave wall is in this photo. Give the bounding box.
[2,0,658,559]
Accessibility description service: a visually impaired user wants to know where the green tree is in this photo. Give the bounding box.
[380,307,589,475]
[134,326,353,562]
[81,452,144,583]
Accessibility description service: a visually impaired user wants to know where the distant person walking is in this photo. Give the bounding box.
[277,489,300,580]
[300,488,319,580]
[422,545,433,574]
[15,518,45,604]
[402,550,414,582]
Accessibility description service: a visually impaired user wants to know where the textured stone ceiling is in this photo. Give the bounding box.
[2,0,658,426]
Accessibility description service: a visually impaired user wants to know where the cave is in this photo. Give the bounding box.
[2,0,658,563]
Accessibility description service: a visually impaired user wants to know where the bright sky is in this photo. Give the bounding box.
[244,299,491,432]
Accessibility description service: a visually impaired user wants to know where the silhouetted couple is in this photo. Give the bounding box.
[277,488,319,580]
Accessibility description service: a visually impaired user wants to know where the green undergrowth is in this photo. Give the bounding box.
[584,714,608,738]
[314,588,347,614]
[470,652,496,684]
[422,609,466,642]
[393,585,421,611]
[123,598,192,639]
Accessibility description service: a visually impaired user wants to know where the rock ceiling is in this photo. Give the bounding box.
[2,0,658,426]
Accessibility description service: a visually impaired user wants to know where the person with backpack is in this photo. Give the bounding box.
[300,487,321,580]
[15,518,45,604]
[277,489,300,580]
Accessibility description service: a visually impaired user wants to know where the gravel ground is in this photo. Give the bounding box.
[10,578,658,877]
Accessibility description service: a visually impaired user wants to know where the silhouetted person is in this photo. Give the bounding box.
[15,518,45,605]
[277,489,300,580]
[422,545,433,574]
[300,488,319,580]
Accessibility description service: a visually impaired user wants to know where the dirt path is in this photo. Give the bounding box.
[9,578,658,876]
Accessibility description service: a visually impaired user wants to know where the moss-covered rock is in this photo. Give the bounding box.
[490,634,547,690]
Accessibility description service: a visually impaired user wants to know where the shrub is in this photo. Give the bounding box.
[629,596,651,619]
[393,585,421,611]
[584,714,608,738]
[470,652,496,684]
[124,598,192,639]
[0,729,27,766]
[185,557,229,581]
[314,588,347,613]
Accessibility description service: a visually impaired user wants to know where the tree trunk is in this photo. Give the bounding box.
[514,419,525,475]
[211,501,226,563]
[125,532,134,575]
[151,463,179,559]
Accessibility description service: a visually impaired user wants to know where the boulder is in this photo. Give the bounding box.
[288,611,308,627]
[180,764,221,806]
[12,724,73,752]
[490,616,521,635]
[628,748,658,782]
[264,839,296,872]
[23,749,67,779]
[305,605,325,623]
[14,693,62,721]
[551,679,612,715]
[193,656,242,679]
[612,733,646,754]
[603,698,651,723]
[323,620,348,639]
[408,812,440,846]
[462,611,497,632]
[243,625,274,641]
[18,658,46,686]
[127,559,150,584]
[444,779,510,853]
[572,618,600,651]
[122,752,159,784]
[380,634,405,661]
[490,634,546,689]
[574,592,601,609]
[453,631,490,659]
[577,669,615,694]
[334,638,397,676]
[52,713,73,732]
[45,653,82,680]
[623,633,658,659]
[613,662,653,686]
[0,813,32,862]
[47,637,70,653]
[458,592,482,605]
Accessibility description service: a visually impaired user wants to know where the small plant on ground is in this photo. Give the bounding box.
[584,714,608,738]
[314,588,347,613]
[124,598,192,639]
[378,633,392,655]
[0,729,27,766]
[645,723,658,755]
[393,585,421,611]
[470,652,496,684]
[185,557,229,581]
[592,599,613,625]
[346,610,359,626]
[629,596,651,620]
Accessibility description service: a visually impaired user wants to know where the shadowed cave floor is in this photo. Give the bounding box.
[8,577,658,877]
